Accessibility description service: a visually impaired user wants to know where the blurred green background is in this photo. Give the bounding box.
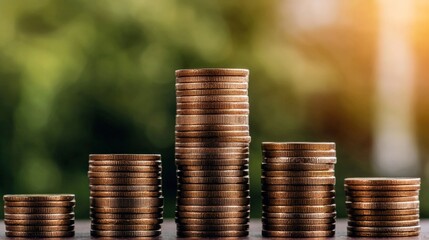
[1,0,429,219]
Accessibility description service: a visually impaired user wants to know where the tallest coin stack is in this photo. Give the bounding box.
[175,68,251,238]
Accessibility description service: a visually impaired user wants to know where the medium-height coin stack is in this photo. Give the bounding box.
[175,68,251,238]
[3,194,75,238]
[345,177,421,237]
[261,142,337,238]
[89,154,163,238]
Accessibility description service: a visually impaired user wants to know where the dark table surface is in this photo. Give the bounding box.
[1,220,429,239]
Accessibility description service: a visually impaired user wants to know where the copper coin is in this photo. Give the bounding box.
[89,154,161,160]
[347,230,419,237]
[177,170,248,177]
[262,163,334,171]
[89,177,161,185]
[346,201,419,210]
[176,82,248,91]
[263,157,337,164]
[263,205,336,213]
[177,197,250,206]
[89,160,161,166]
[90,185,161,192]
[263,170,334,177]
[177,205,249,212]
[88,171,160,178]
[177,230,248,238]
[345,190,419,197]
[345,177,421,186]
[262,230,335,238]
[263,212,336,219]
[90,191,162,198]
[6,231,75,238]
[177,102,249,109]
[177,95,249,103]
[262,185,334,192]
[175,153,249,159]
[178,190,249,198]
[4,213,74,220]
[178,183,249,191]
[4,194,75,202]
[90,212,162,219]
[90,207,163,214]
[4,219,74,226]
[4,207,74,214]
[175,159,248,166]
[176,115,248,125]
[263,197,335,206]
[262,217,335,225]
[262,176,335,185]
[262,142,335,151]
[90,197,163,207]
[345,184,420,191]
[91,218,162,225]
[347,226,420,232]
[176,136,251,143]
[176,89,248,96]
[348,220,420,227]
[348,214,419,221]
[176,217,248,225]
[178,176,249,184]
[175,211,249,219]
[4,200,75,207]
[346,196,419,202]
[6,225,74,232]
[89,165,160,172]
[176,131,249,138]
[175,68,249,77]
[262,212,337,221]
[177,108,249,115]
[263,224,335,231]
[91,230,161,237]
[263,150,336,158]
[176,147,248,154]
[177,224,248,231]
[176,76,248,84]
[91,224,161,231]
[176,124,249,132]
[178,164,248,171]
[347,209,419,216]
[262,191,335,199]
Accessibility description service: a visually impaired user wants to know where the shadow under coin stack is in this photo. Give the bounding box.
[175,68,251,238]
[261,142,337,238]
[345,177,421,237]
[4,194,75,238]
[89,154,163,238]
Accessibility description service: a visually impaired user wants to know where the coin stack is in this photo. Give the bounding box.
[89,154,163,238]
[3,194,75,238]
[345,177,421,237]
[261,142,337,238]
[175,68,251,238]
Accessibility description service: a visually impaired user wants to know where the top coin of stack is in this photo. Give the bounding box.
[4,194,75,238]
[261,142,337,238]
[89,154,163,238]
[175,68,251,238]
[345,177,421,237]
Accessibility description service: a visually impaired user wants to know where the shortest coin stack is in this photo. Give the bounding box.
[345,177,421,237]
[4,194,75,238]
[89,154,163,238]
[261,142,337,238]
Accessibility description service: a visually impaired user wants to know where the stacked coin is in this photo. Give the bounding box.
[261,142,337,238]
[89,154,163,238]
[345,177,420,237]
[175,68,251,238]
[4,194,75,238]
